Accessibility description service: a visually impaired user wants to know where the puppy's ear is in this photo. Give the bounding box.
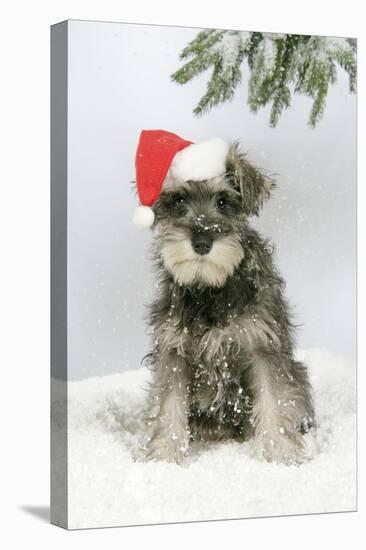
[225,142,275,216]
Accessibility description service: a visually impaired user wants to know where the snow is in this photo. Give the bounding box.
[60,349,356,529]
[213,32,246,71]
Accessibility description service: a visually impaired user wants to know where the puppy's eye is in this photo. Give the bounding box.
[172,193,187,217]
[175,194,186,205]
[216,195,227,211]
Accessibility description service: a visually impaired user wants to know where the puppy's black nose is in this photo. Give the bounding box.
[192,233,213,255]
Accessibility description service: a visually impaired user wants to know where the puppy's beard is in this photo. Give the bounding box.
[158,230,244,287]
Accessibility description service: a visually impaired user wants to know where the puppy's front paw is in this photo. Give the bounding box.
[140,434,189,465]
[259,431,306,465]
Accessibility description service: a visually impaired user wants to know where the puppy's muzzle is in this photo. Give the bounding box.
[191,232,213,255]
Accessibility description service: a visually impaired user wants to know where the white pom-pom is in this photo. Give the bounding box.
[132,206,155,229]
[171,138,229,181]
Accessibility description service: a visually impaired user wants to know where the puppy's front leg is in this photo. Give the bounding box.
[249,352,309,464]
[144,352,190,464]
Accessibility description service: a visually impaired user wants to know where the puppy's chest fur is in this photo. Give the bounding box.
[157,280,262,417]
[162,277,256,353]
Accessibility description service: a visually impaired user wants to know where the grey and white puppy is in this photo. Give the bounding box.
[142,142,314,465]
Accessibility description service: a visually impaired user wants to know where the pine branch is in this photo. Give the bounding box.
[171,30,357,128]
[193,33,246,115]
[179,29,225,59]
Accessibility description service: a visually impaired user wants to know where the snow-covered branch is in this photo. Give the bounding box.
[171,31,357,127]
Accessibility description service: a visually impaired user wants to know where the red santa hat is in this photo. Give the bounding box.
[133,129,229,229]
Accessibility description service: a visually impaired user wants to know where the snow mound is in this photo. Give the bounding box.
[63,349,356,529]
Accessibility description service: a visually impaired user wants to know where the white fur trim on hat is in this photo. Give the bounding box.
[170,137,229,182]
[132,205,155,229]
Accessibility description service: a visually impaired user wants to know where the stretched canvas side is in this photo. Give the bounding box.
[50,20,68,530]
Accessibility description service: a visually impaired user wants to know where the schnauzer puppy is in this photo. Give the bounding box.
[142,142,314,465]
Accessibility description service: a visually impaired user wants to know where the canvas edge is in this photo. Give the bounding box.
[50,19,68,530]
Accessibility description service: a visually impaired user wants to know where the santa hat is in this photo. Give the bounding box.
[133,129,229,229]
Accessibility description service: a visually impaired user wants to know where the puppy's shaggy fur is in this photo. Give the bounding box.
[142,143,315,465]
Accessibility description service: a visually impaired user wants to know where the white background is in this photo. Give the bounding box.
[0,0,364,548]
